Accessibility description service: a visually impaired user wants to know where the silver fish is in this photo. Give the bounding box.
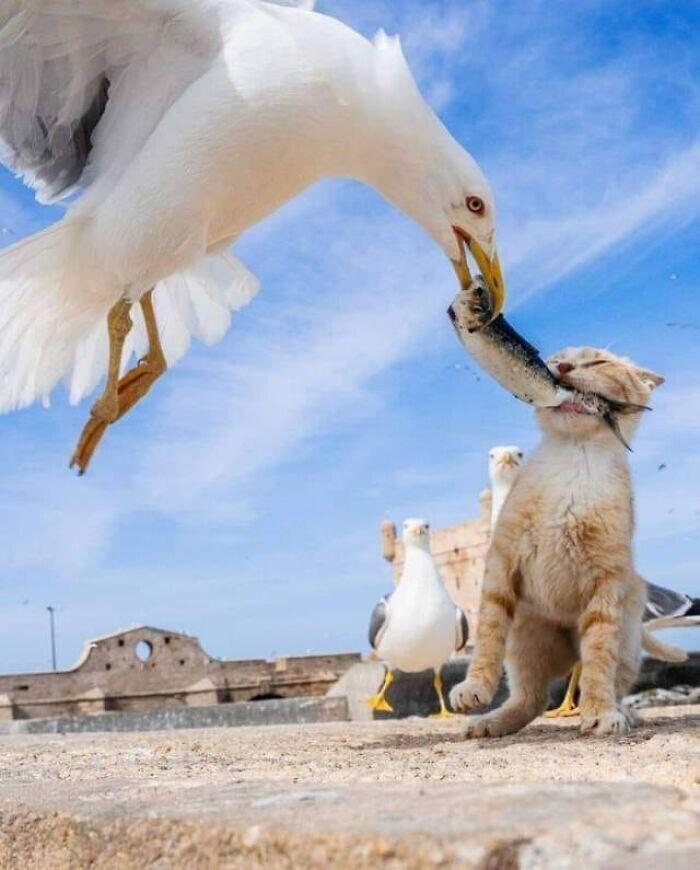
[447,277,650,450]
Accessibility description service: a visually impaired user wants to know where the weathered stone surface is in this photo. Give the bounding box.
[75,687,107,716]
[0,695,13,723]
[0,696,349,735]
[185,677,221,707]
[326,661,385,721]
[0,705,696,868]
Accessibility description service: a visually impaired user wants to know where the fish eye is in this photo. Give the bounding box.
[466,196,484,215]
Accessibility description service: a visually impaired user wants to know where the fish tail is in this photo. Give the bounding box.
[603,411,633,451]
[606,397,652,415]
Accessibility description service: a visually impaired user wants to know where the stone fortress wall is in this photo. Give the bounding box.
[0,626,360,722]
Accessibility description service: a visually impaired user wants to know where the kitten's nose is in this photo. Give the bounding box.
[556,361,575,376]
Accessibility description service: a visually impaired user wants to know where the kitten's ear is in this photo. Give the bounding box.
[635,367,665,389]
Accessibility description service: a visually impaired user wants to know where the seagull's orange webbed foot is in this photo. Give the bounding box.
[69,350,166,474]
[363,669,395,713]
[69,412,113,476]
[545,662,581,719]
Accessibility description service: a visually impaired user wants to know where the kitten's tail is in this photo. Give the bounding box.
[641,626,687,663]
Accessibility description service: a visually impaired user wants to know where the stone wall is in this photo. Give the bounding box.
[0,626,360,721]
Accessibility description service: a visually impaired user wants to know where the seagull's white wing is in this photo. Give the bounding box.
[0,0,314,203]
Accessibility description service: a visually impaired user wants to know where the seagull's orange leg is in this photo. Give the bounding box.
[545,662,581,718]
[70,289,166,474]
[430,670,455,718]
[70,297,132,474]
[110,289,167,424]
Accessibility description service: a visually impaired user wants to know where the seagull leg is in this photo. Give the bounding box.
[363,669,394,713]
[430,670,455,718]
[69,289,166,474]
[545,661,581,718]
[70,297,132,474]
[109,289,166,423]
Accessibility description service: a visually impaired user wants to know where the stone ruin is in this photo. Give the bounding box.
[0,625,360,722]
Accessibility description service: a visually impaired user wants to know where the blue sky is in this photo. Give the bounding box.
[0,0,698,672]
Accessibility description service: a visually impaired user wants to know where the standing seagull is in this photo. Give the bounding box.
[487,445,523,529]
[0,1,503,472]
[367,519,468,717]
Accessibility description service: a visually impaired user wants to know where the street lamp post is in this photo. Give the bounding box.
[47,606,57,671]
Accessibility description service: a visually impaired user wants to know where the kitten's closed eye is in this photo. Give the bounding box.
[581,360,608,368]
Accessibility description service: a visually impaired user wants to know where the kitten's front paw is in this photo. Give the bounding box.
[449,678,494,713]
[462,713,516,739]
[580,708,630,737]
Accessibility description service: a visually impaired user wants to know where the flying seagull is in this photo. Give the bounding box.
[0,0,503,472]
[367,518,468,717]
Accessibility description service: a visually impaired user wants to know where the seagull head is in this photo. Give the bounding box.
[402,517,430,550]
[449,188,504,321]
[488,446,523,488]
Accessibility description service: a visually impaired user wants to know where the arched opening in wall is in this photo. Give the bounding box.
[248,692,283,702]
[135,640,153,663]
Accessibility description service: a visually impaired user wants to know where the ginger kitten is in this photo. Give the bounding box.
[450,347,664,737]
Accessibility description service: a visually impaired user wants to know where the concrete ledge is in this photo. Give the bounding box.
[0,696,349,735]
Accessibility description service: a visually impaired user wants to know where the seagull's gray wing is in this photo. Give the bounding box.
[645,580,693,621]
[0,1,227,202]
[369,591,392,650]
[644,580,700,630]
[455,608,469,652]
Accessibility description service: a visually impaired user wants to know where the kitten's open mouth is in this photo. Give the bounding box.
[553,398,595,415]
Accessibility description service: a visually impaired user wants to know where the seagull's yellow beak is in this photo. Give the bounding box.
[451,228,505,320]
[497,454,519,470]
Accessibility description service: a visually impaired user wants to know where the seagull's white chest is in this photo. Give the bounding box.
[377,551,456,673]
[88,22,374,291]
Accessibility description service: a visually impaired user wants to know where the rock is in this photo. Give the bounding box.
[329,657,508,720]
[625,685,700,708]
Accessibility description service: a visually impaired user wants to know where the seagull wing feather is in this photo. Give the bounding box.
[0,1,313,202]
[644,580,693,621]
[368,592,392,650]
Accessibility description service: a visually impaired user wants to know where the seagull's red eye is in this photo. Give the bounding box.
[466,196,484,214]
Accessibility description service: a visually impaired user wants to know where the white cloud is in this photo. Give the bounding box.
[139,209,449,513]
[503,142,700,301]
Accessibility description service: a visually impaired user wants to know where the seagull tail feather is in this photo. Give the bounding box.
[0,217,109,412]
[0,221,260,411]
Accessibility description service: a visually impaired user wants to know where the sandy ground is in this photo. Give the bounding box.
[0,705,698,868]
